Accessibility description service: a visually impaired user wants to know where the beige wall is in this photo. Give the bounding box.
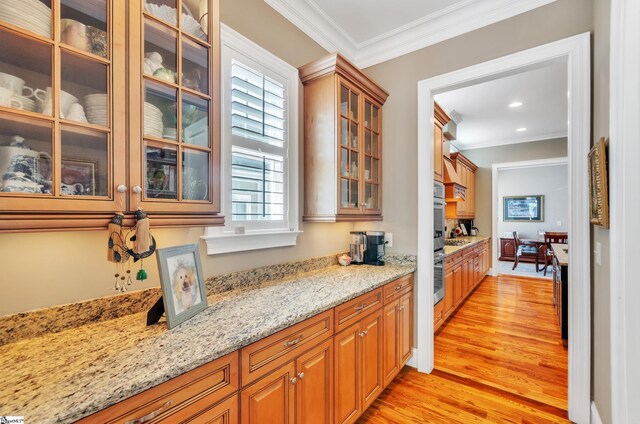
[362,0,593,256]
[460,138,568,238]
[592,0,612,421]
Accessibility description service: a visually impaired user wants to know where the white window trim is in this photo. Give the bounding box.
[202,24,301,255]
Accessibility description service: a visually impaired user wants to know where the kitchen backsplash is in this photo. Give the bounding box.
[0,253,416,346]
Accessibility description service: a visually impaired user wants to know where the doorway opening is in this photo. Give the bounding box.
[415,33,591,423]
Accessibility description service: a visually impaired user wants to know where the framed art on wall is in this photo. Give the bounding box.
[588,137,609,228]
[156,243,208,329]
[503,195,544,222]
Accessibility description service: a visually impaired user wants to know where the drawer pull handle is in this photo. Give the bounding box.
[283,336,303,347]
[297,372,305,379]
[290,377,297,384]
[396,285,403,290]
[354,304,367,312]
[125,400,173,424]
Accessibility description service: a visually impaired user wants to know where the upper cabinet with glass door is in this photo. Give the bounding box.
[300,53,388,222]
[129,0,220,215]
[0,0,126,229]
[0,0,221,232]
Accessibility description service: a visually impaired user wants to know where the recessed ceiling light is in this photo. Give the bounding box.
[516,127,527,132]
[509,101,523,108]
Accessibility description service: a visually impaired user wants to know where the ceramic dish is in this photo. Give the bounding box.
[144,3,207,40]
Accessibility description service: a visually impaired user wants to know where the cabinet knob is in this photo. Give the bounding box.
[297,372,305,379]
[290,377,297,385]
[358,329,369,337]
[132,185,142,194]
[116,185,128,193]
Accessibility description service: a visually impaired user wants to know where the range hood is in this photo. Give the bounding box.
[443,157,466,203]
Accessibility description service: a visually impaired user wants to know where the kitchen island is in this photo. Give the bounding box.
[0,256,415,423]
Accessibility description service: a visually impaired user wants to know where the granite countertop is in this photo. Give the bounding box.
[444,235,492,256]
[552,243,569,266]
[0,260,415,423]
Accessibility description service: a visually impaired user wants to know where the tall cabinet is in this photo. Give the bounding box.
[0,0,222,232]
[299,53,389,222]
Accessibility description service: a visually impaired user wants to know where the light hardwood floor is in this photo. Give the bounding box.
[359,275,568,423]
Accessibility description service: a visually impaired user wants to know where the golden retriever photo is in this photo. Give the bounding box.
[168,254,202,315]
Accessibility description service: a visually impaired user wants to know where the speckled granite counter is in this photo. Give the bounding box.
[444,235,491,256]
[552,243,569,266]
[0,257,415,423]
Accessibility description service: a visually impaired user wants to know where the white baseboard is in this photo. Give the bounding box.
[406,348,419,368]
[591,401,603,424]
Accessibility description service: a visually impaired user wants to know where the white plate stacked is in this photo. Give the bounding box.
[84,94,108,126]
[144,102,163,137]
[14,94,36,112]
[0,0,51,38]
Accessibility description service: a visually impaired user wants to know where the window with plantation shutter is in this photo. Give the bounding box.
[230,61,286,222]
[203,24,300,255]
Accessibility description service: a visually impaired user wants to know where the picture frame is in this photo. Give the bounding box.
[503,195,544,222]
[156,244,208,329]
[61,158,96,196]
[588,137,610,228]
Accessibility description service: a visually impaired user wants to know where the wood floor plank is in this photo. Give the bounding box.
[359,275,568,423]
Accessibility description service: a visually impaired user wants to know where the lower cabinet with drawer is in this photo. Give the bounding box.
[240,337,333,424]
[81,273,414,424]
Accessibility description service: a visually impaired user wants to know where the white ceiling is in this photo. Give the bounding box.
[434,59,568,150]
[264,0,557,68]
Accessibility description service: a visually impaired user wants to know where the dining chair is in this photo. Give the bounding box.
[512,231,541,271]
[542,232,569,276]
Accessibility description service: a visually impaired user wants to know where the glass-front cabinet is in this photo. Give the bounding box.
[0,0,220,231]
[300,53,387,222]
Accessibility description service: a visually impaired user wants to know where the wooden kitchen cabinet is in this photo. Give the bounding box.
[398,291,414,366]
[453,262,463,308]
[433,102,448,183]
[447,152,477,219]
[241,362,296,424]
[0,0,222,232]
[299,53,389,222]
[241,337,333,424]
[437,240,491,331]
[334,307,383,424]
[295,338,334,424]
[382,289,414,387]
[443,267,455,318]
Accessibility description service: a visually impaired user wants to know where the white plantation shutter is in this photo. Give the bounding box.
[204,24,300,253]
[227,57,290,227]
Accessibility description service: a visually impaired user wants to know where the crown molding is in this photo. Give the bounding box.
[265,0,557,68]
[454,131,567,150]
[263,0,358,62]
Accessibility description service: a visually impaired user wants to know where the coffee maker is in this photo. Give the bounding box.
[349,231,367,265]
[364,231,386,266]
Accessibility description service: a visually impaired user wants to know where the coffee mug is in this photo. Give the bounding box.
[34,87,78,117]
[0,87,23,109]
[0,72,34,98]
